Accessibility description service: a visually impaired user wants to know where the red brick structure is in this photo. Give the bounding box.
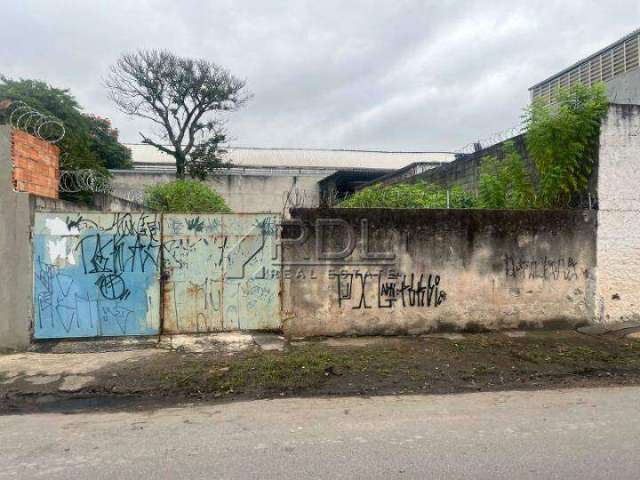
[11,128,60,199]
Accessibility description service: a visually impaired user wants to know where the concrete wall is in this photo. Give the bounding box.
[31,192,143,213]
[109,169,325,214]
[408,136,528,194]
[282,208,596,336]
[607,69,640,105]
[91,192,145,212]
[3,105,638,348]
[0,125,33,350]
[596,104,640,322]
[126,143,455,170]
[371,162,445,188]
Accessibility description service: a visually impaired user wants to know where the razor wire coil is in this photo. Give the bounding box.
[7,101,65,144]
[58,169,112,194]
[454,125,525,155]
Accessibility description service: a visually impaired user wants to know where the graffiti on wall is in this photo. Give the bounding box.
[33,213,161,339]
[330,269,447,310]
[162,214,281,333]
[504,255,583,281]
[33,212,282,338]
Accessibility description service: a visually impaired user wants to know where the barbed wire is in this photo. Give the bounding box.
[454,125,525,155]
[58,169,112,194]
[6,101,65,144]
[57,169,146,205]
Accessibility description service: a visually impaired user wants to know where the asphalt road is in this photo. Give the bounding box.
[1,387,639,479]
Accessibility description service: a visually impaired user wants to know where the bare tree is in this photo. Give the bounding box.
[106,49,247,179]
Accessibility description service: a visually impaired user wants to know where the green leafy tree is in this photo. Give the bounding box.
[106,49,247,179]
[339,182,476,209]
[186,134,230,180]
[0,77,131,173]
[84,115,132,170]
[525,82,608,208]
[144,180,231,213]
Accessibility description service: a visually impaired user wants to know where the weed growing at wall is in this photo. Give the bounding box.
[526,82,608,208]
[477,141,535,209]
[479,83,609,209]
[340,84,607,210]
[338,182,476,209]
[144,180,231,213]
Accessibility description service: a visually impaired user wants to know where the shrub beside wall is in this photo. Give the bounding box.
[144,180,231,213]
[339,182,476,209]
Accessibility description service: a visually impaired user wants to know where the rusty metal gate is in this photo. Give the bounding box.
[161,213,281,333]
[32,212,162,339]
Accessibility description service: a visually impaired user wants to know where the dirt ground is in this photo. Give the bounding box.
[2,330,640,412]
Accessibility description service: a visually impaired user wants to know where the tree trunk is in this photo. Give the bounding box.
[175,152,186,179]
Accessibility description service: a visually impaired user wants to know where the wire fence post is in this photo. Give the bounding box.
[446,190,450,209]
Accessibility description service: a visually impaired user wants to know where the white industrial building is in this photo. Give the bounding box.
[110,145,454,213]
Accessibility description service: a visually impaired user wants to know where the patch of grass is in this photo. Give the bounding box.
[508,341,640,369]
[472,364,497,375]
[448,335,505,354]
[154,332,640,401]
[510,344,552,364]
[161,346,358,394]
[212,347,355,392]
[161,343,433,395]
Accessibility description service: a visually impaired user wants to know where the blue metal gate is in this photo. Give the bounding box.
[32,213,162,338]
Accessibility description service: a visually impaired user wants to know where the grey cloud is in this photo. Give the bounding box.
[1,1,638,151]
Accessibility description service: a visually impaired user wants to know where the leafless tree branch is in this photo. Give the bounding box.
[105,49,249,178]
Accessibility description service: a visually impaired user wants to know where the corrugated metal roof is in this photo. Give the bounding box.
[530,28,640,91]
[126,144,455,170]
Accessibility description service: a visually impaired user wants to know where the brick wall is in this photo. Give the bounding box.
[11,129,60,199]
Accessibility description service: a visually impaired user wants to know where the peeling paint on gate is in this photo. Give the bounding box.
[162,214,281,333]
[32,213,161,339]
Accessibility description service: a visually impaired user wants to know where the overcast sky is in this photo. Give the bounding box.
[1,1,638,151]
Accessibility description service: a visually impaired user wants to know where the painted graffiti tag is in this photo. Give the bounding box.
[331,269,447,310]
[504,255,582,281]
[161,214,281,333]
[185,217,205,233]
[33,213,161,338]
